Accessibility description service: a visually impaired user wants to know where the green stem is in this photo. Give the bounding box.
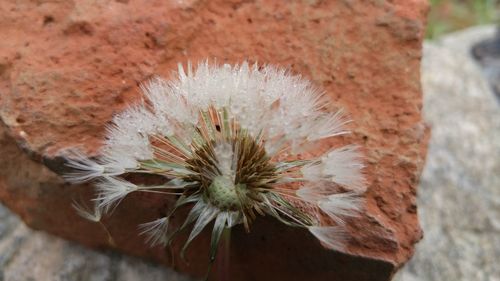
[205,226,231,281]
[218,227,231,281]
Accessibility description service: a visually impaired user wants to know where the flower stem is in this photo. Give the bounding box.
[217,227,231,281]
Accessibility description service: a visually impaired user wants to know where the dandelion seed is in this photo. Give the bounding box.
[302,145,366,192]
[318,192,363,224]
[308,226,348,251]
[64,151,105,183]
[139,217,170,247]
[64,61,366,275]
[72,199,102,222]
[94,176,138,211]
[72,198,116,246]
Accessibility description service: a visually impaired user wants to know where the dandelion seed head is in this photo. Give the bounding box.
[64,61,366,269]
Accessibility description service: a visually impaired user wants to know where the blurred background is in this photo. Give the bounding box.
[395,1,500,281]
[427,0,499,38]
[0,1,499,281]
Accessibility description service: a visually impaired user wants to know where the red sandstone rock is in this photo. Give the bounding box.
[0,1,429,280]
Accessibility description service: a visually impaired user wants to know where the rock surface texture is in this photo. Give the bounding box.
[0,205,189,281]
[0,1,429,281]
[395,27,500,281]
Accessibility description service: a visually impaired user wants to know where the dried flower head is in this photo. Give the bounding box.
[65,61,365,273]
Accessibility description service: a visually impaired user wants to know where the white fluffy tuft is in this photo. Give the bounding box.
[308,226,347,251]
[318,192,364,224]
[139,217,169,247]
[95,177,138,211]
[72,199,102,222]
[64,151,105,183]
[302,145,365,191]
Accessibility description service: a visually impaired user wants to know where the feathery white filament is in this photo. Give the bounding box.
[64,153,104,183]
[183,204,220,252]
[302,145,365,191]
[95,177,138,211]
[308,226,347,251]
[139,217,169,247]
[142,61,349,151]
[318,192,363,224]
[214,142,235,179]
[72,200,102,222]
[64,150,137,183]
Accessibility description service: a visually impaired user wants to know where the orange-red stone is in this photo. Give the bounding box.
[0,1,430,280]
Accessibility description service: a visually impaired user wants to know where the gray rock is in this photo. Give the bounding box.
[394,29,500,281]
[0,205,193,281]
[437,24,500,97]
[436,25,497,56]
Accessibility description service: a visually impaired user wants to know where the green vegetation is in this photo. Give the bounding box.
[427,0,499,39]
